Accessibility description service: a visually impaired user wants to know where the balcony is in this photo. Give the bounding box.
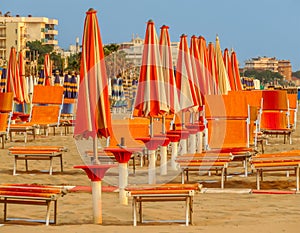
[43,39,58,45]
[45,29,58,35]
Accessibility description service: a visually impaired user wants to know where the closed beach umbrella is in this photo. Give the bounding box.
[74,8,112,224]
[18,51,30,104]
[44,53,52,86]
[133,20,168,129]
[175,34,198,114]
[63,73,71,98]
[7,47,24,104]
[133,19,169,184]
[231,50,243,91]
[37,69,45,85]
[0,68,7,92]
[159,25,180,115]
[54,70,61,86]
[215,36,231,94]
[207,42,219,94]
[198,36,211,95]
[223,48,236,91]
[70,73,78,99]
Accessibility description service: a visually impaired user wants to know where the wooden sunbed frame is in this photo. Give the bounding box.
[125,183,201,226]
[8,146,67,175]
[176,153,233,189]
[251,151,300,190]
[0,184,67,225]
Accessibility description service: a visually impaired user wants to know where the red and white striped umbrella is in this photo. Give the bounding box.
[175,34,198,113]
[74,9,112,140]
[6,47,24,104]
[231,49,243,91]
[133,19,169,133]
[159,25,180,115]
[223,48,236,91]
[44,53,52,86]
[73,8,113,224]
[198,36,212,95]
[207,42,219,95]
[215,36,231,94]
[190,35,203,108]
[18,51,30,103]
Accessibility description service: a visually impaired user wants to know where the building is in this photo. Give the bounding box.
[244,56,292,81]
[119,34,179,67]
[0,13,58,62]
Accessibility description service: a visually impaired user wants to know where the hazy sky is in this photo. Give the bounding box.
[2,0,300,70]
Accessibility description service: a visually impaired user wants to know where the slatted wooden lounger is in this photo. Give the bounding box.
[250,151,300,190]
[0,184,67,225]
[125,183,201,226]
[8,146,67,175]
[176,153,233,189]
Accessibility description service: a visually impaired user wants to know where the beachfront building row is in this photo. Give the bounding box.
[0,13,58,63]
[244,56,292,81]
[119,34,180,67]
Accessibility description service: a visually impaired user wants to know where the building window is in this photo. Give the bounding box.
[15,40,17,45]
[15,29,18,34]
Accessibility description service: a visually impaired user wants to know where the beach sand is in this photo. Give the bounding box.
[1,112,300,232]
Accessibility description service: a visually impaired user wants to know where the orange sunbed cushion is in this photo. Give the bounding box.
[260,111,288,130]
[0,92,14,112]
[32,86,64,105]
[262,90,288,110]
[30,105,61,125]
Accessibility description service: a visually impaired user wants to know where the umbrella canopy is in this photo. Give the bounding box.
[0,68,7,92]
[18,51,30,103]
[37,69,45,85]
[54,70,61,86]
[215,36,231,94]
[231,50,243,91]
[44,53,52,86]
[74,8,112,139]
[198,36,212,95]
[133,20,168,120]
[69,73,78,99]
[223,48,236,91]
[175,34,198,112]
[207,42,219,95]
[63,73,71,98]
[159,25,180,114]
[6,47,24,104]
[190,35,204,108]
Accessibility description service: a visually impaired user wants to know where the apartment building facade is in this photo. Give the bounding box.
[0,14,58,63]
[244,56,292,81]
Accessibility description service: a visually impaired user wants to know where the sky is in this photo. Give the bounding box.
[2,0,300,70]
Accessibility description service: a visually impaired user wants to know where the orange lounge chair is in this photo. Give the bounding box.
[260,90,293,144]
[204,94,256,176]
[125,183,201,226]
[0,184,67,225]
[250,150,300,190]
[9,86,64,142]
[176,152,233,188]
[8,146,67,175]
[0,92,14,148]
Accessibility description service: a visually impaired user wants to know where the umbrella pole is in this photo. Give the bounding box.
[92,180,102,224]
[162,115,166,134]
[148,149,156,184]
[160,145,167,175]
[150,116,154,137]
[93,138,100,164]
[170,141,178,170]
[119,162,128,205]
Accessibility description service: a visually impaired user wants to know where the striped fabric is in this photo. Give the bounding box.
[0,68,7,91]
[74,8,112,139]
[18,52,30,103]
[207,42,219,95]
[231,50,243,91]
[159,25,180,114]
[215,36,231,94]
[190,35,203,109]
[44,54,52,86]
[37,69,45,85]
[175,34,198,112]
[133,20,169,117]
[7,47,24,104]
[198,36,212,95]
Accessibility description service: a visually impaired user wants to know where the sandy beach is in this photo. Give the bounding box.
[1,112,300,233]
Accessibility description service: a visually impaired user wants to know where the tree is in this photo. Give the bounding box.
[292,70,300,79]
[66,52,81,72]
[26,40,54,65]
[243,69,285,86]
